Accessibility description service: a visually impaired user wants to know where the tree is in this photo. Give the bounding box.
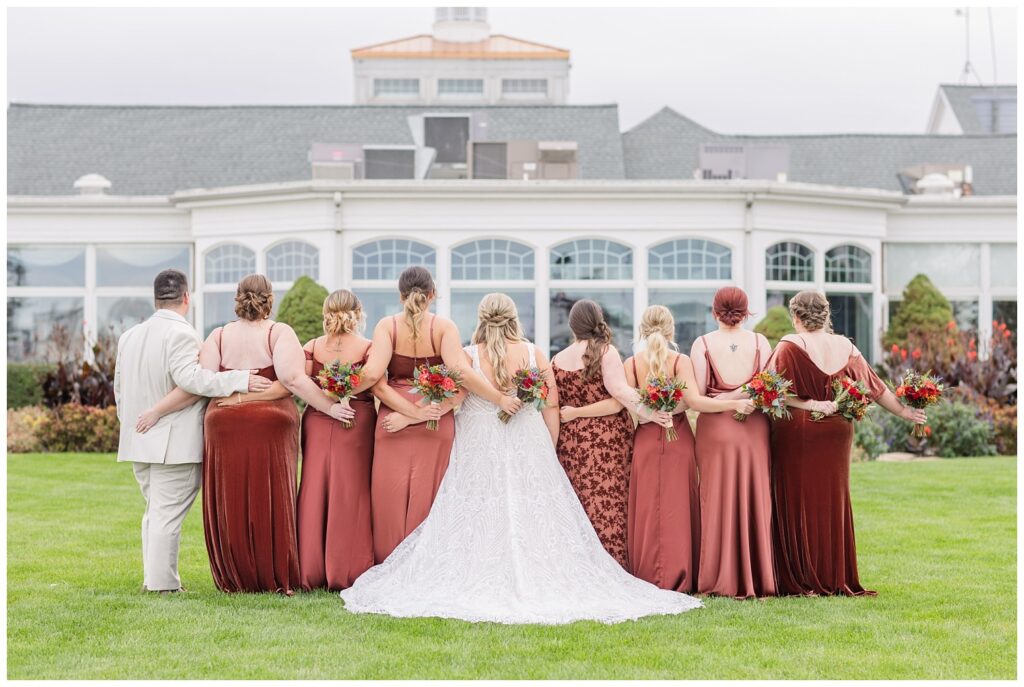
[754,306,795,348]
[884,274,954,347]
[276,276,329,345]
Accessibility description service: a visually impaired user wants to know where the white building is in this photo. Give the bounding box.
[6,11,1017,364]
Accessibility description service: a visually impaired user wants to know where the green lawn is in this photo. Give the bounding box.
[7,453,1016,680]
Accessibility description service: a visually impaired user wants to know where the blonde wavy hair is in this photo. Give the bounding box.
[472,293,527,391]
[788,290,833,333]
[638,305,678,380]
[322,289,365,337]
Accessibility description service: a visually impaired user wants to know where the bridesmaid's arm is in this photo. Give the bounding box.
[135,387,202,433]
[533,345,561,445]
[561,398,624,423]
[677,354,753,416]
[348,320,391,396]
[604,348,670,426]
[225,382,292,406]
[688,337,710,396]
[271,325,353,420]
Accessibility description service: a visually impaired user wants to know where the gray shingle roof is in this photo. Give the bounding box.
[7,103,625,195]
[940,84,1017,134]
[623,107,1016,195]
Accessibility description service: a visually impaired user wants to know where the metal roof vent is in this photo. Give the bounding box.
[73,173,112,196]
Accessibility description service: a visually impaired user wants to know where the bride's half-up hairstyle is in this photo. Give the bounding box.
[569,299,613,380]
[788,290,833,333]
[397,266,435,344]
[472,293,526,391]
[638,305,677,380]
[322,289,364,337]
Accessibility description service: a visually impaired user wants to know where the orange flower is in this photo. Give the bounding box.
[1004,330,1012,339]
[911,348,921,360]
[891,343,900,355]
[923,426,932,437]
[947,321,957,331]
[901,349,908,360]
[967,350,978,361]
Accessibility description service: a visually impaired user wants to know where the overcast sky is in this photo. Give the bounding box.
[7,6,1018,133]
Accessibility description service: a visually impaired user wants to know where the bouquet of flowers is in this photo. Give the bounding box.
[737,370,794,421]
[811,376,871,422]
[498,367,550,424]
[316,360,363,428]
[894,370,944,438]
[640,376,686,442]
[412,364,463,430]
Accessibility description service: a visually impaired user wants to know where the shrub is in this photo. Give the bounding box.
[923,400,997,458]
[754,306,794,348]
[7,363,52,409]
[854,406,910,460]
[884,274,954,347]
[7,405,51,453]
[36,404,120,453]
[954,387,1017,456]
[41,324,117,409]
[276,276,329,345]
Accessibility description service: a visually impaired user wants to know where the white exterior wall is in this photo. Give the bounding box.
[353,57,569,105]
[7,181,1016,362]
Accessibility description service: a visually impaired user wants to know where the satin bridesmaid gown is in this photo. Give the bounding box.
[203,323,302,594]
[626,355,700,592]
[370,316,455,564]
[296,338,375,591]
[769,336,888,596]
[695,333,775,599]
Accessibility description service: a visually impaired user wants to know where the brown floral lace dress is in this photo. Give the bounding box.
[553,363,635,569]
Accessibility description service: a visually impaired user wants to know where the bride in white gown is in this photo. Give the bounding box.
[340,293,702,624]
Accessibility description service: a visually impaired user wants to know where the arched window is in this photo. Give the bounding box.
[649,239,732,280]
[352,239,435,281]
[266,241,319,282]
[766,242,814,282]
[451,239,534,281]
[550,239,632,280]
[205,244,255,284]
[825,245,871,284]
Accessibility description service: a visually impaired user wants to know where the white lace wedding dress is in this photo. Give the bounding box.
[340,344,702,624]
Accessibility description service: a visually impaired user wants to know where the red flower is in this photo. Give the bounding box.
[947,320,957,331]
[891,343,901,354]
[968,350,978,361]
[750,378,765,392]
[946,338,954,346]
[441,377,456,392]
[923,425,932,437]
[969,338,976,350]
[673,388,683,401]
[911,348,921,360]
[762,390,778,404]
[901,349,908,360]
[1005,330,1012,339]
[522,377,535,389]
[348,374,360,387]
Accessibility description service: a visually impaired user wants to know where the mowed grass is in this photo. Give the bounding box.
[7,453,1016,680]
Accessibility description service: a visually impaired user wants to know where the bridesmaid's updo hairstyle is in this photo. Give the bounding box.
[323,289,364,337]
[398,266,435,344]
[788,290,833,333]
[568,299,613,380]
[235,274,274,321]
[638,305,677,380]
[713,286,752,326]
[473,293,527,391]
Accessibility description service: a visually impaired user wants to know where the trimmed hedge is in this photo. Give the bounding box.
[276,276,329,345]
[754,306,795,348]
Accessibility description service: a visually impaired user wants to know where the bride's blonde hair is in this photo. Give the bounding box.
[638,305,677,379]
[472,293,527,391]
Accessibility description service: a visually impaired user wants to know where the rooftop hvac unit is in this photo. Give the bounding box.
[698,143,789,181]
[310,143,364,180]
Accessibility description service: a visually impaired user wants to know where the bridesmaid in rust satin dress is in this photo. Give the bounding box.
[552,300,669,569]
[769,291,927,597]
[690,287,776,599]
[355,267,511,565]
[296,289,375,591]
[200,274,353,594]
[621,305,754,592]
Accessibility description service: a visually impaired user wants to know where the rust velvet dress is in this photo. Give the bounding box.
[695,336,775,598]
[203,324,302,594]
[296,340,376,590]
[626,356,700,592]
[370,316,456,564]
[553,362,634,569]
[769,338,888,597]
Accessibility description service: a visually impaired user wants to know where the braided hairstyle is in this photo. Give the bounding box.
[788,290,833,333]
[472,293,527,391]
[638,305,676,380]
[322,289,365,337]
[568,299,613,380]
[234,274,274,321]
[397,266,435,344]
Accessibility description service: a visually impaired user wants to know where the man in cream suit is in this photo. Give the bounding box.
[114,269,272,593]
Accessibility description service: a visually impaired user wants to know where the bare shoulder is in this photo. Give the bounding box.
[531,342,550,365]
[778,334,803,348]
[755,332,772,349]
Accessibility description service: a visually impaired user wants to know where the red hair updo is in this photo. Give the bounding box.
[712,287,751,326]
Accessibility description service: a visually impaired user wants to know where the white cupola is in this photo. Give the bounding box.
[432,7,490,42]
[73,173,112,196]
